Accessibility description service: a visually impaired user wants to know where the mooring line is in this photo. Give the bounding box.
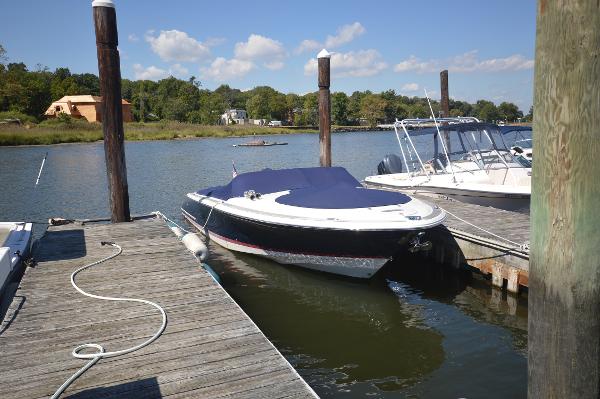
[51,242,167,399]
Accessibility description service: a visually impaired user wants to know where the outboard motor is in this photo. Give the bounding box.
[377,154,403,175]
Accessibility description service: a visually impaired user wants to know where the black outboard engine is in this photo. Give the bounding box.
[377,154,403,175]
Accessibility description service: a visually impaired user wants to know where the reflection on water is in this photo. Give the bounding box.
[0,132,527,398]
[207,241,527,398]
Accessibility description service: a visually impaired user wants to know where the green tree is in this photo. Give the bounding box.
[347,91,367,124]
[474,100,499,121]
[331,92,348,125]
[498,102,523,122]
[0,43,7,64]
[297,92,318,126]
[360,94,386,127]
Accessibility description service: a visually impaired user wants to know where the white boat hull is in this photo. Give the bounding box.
[0,222,32,295]
[365,181,529,212]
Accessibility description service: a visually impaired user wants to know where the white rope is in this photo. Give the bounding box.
[155,206,217,235]
[439,207,529,251]
[51,242,167,399]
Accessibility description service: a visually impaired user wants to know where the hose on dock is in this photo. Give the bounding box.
[51,242,167,399]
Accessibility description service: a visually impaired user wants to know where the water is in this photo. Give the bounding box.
[0,132,527,398]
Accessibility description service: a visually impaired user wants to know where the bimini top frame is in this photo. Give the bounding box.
[391,117,522,180]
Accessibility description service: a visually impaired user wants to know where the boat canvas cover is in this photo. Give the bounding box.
[198,167,411,209]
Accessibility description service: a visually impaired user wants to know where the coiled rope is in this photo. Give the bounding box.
[51,242,167,399]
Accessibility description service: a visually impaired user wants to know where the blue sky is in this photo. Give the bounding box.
[1,0,536,110]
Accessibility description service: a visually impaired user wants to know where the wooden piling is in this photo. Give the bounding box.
[93,0,130,223]
[440,70,449,118]
[440,70,451,151]
[318,49,331,167]
[529,1,600,397]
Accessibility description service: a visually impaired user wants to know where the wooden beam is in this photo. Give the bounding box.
[93,0,130,223]
[529,0,600,397]
[318,49,331,167]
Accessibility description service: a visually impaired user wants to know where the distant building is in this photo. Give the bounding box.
[220,109,248,125]
[44,95,133,123]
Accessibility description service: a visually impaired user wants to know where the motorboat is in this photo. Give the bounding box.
[233,139,288,147]
[500,125,532,166]
[365,118,531,213]
[181,167,445,278]
[1,222,32,296]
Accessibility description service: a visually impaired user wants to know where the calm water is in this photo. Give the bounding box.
[0,132,527,398]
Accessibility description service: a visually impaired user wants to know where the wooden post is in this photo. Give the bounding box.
[318,49,331,167]
[440,70,449,118]
[93,0,130,222]
[529,1,600,397]
[440,70,451,151]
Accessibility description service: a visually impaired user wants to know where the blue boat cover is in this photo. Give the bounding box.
[198,167,411,209]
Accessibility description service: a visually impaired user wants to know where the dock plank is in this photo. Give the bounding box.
[0,218,317,399]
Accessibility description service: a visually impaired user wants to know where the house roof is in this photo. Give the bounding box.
[52,95,131,105]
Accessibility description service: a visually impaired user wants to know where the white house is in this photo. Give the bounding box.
[220,109,248,125]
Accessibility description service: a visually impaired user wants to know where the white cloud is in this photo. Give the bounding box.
[294,39,321,55]
[204,37,226,47]
[401,83,419,92]
[304,49,387,78]
[133,64,168,80]
[128,34,139,43]
[169,63,188,77]
[201,57,255,81]
[234,34,286,69]
[264,60,285,70]
[145,30,210,62]
[394,51,534,74]
[295,22,366,54]
[325,22,365,48]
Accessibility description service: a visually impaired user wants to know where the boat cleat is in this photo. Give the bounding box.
[408,231,432,253]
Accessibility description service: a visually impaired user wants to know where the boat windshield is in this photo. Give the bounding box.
[395,121,525,174]
[500,126,532,149]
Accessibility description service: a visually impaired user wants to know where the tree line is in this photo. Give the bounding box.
[0,45,532,126]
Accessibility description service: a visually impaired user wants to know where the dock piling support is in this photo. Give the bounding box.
[93,0,130,223]
[318,49,331,167]
[529,0,600,397]
[440,70,451,151]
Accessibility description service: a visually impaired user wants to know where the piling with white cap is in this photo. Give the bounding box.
[93,0,130,223]
[317,49,331,167]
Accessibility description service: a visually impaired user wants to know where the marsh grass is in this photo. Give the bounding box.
[0,121,318,146]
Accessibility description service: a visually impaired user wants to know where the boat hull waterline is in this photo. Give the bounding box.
[182,201,439,278]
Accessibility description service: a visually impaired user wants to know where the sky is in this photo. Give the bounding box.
[0,0,536,111]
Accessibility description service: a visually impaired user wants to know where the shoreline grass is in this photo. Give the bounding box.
[0,121,320,146]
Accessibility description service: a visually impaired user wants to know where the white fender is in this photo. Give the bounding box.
[169,225,186,239]
[181,233,208,261]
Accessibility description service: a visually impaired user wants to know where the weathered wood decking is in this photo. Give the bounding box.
[420,195,530,293]
[0,218,317,398]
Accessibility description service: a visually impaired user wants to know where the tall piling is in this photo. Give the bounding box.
[440,70,451,151]
[318,49,331,167]
[528,0,600,397]
[440,70,449,117]
[93,0,130,222]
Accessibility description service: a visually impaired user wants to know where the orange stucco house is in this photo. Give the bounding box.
[44,95,133,123]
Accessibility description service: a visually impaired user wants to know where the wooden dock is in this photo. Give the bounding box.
[420,195,529,293]
[0,218,317,399]
[364,181,530,293]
